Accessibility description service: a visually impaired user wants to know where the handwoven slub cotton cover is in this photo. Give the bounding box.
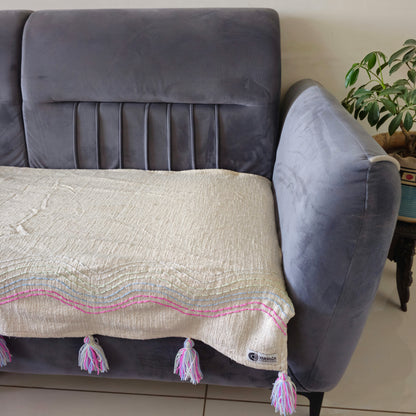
[0,167,294,371]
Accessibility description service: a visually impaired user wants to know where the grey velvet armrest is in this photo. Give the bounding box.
[274,79,400,391]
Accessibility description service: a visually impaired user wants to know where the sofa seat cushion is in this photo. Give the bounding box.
[0,166,294,371]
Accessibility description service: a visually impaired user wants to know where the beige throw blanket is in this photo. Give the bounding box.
[0,167,294,371]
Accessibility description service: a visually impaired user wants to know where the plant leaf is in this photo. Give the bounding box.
[376,62,389,75]
[355,99,364,111]
[353,88,372,98]
[389,113,403,135]
[403,48,416,62]
[404,112,413,131]
[376,113,391,130]
[356,95,367,108]
[368,102,380,126]
[359,110,368,120]
[356,96,368,109]
[379,87,404,96]
[345,67,360,87]
[371,84,383,92]
[380,98,397,114]
[390,61,404,75]
[393,79,409,86]
[389,46,413,64]
[404,39,416,46]
[342,100,354,114]
[341,100,350,111]
[408,69,416,83]
[376,51,387,62]
[363,52,377,69]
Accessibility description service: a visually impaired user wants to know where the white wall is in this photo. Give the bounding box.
[2,0,414,133]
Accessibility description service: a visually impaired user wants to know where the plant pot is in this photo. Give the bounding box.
[374,132,416,223]
[391,153,416,222]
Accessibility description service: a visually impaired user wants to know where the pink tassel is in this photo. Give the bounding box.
[78,335,109,375]
[0,336,11,367]
[270,372,297,415]
[173,338,203,384]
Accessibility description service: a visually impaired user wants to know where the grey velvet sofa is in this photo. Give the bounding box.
[0,8,400,416]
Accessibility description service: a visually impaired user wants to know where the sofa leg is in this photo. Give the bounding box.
[299,391,324,416]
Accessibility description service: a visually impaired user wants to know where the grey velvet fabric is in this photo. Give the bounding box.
[4,337,278,389]
[274,79,400,391]
[23,102,277,176]
[22,9,280,105]
[0,10,31,166]
[0,10,401,395]
[21,9,280,177]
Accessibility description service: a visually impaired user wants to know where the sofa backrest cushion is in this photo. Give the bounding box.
[0,10,31,167]
[20,9,281,178]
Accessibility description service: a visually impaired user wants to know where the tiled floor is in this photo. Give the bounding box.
[0,260,414,415]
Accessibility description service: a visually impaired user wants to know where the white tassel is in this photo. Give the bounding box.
[270,372,297,415]
[0,336,11,367]
[78,335,109,375]
[173,338,203,384]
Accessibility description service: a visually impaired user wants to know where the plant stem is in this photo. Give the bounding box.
[376,54,386,87]
[399,121,416,152]
[357,63,385,88]
[368,69,386,88]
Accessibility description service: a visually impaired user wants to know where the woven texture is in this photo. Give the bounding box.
[0,167,294,371]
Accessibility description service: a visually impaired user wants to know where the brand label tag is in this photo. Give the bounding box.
[247,350,277,363]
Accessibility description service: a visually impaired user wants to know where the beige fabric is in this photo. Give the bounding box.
[0,166,294,371]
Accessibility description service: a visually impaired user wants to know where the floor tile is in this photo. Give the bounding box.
[316,409,413,416]
[0,373,205,398]
[206,384,270,402]
[204,400,412,416]
[324,260,416,413]
[204,399,306,416]
[206,384,308,405]
[0,386,204,416]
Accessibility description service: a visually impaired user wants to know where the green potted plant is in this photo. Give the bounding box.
[342,39,416,222]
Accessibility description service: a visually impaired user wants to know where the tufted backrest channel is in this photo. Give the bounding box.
[0,10,31,167]
[19,9,281,178]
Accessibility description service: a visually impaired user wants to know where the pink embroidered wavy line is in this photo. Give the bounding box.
[0,288,286,327]
[0,289,287,336]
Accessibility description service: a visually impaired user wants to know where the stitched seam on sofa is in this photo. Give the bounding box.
[21,100,274,107]
[20,104,32,167]
[368,155,400,170]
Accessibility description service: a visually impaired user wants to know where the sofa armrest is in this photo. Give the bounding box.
[273,79,400,391]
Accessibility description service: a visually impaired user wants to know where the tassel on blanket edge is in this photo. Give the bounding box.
[0,336,11,367]
[173,338,203,384]
[271,371,297,415]
[78,335,109,375]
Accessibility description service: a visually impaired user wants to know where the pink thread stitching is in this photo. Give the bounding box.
[0,290,287,336]
[0,288,286,326]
